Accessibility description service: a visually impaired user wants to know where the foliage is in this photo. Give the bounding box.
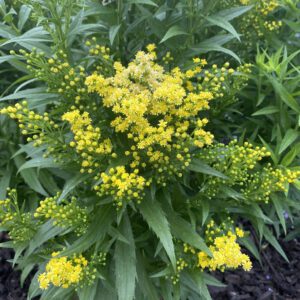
[0,0,299,299]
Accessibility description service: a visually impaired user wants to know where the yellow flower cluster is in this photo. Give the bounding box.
[0,189,35,243]
[0,101,58,147]
[240,0,282,39]
[86,38,111,60]
[94,166,149,207]
[15,49,89,106]
[242,166,300,202]
[259,0,279,15]
[198,227,252,272]
[85,49,214,183]
[169,258,189,285]
[38,252,87,289]
[62,109,112,173]
[162,51,174,64]
[195,61,252,111]
[264,20,283,31]
[198,141,271,199]
[34,194,88,235]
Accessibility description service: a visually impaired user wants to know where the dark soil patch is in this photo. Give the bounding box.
[0,233,29,300]
[0,232,299,299]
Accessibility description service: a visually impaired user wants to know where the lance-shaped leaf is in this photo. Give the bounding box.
[17,157,62,172]
[160,25,188,44]
[115,213,136,300]
[164,205,211,255]
[139,197,176,269]
[61,205,114,256]
[58,173,91,202]
[188,159,228,179]
[136,251,159,300]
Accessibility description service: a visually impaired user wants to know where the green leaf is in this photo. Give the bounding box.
[271,194,287,234]
[26,221,66,257]
[160,25,188,44]
[239,237,261,263]
[57,173,90,202]
[201,200,210,226]
[190,36,240,62]
[109,24,121,45]
[27,271,42,300]
[139,197,176,269]
[258,136,278,164]
[189,271,212,300]
[136,251,160,300]
[188,159,228,179]
[13,154,48,196]
[39,169,60,195]
[128,0,158,6]
[0,168,12,199]
[95,281,117,300]
[17,157,62,172]
[61,205,114,256]
[78,281,98,300]
[252,106,279,116]
[215,5,253,21]
[202,273,226,288]
[279,129,298,154]
[165,208,211,255]
[40,285,73,300]
[268,76,300,113]
[263,227,289,262]
[12,244,26,266]
[205,16,240,41]
[0,87,57,103]
[281,145,299,166]
[18,5,31,30]
[21,263,35,286]
[0,55,15,65]
[222,186,246,201]
[1,26,51,47]
[115,213,136,300]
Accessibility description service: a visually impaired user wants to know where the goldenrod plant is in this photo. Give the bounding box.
[0,0,299,299]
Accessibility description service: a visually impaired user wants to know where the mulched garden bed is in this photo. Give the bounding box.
[0,232,299,300]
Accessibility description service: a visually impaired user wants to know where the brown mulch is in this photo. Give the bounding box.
[0,233,28,300]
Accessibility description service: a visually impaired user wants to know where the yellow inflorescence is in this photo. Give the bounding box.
[62,109,112,173]
[243,166,300,202]
[94,166,149,207]
[85,51,213,145]
[198,229,252,272]
[38,253,88,289]
[0,101,58,146]
[199,141,272,199]
[34,194,88,234]
[85,49,215,184]
[0,189,35,243]
[234,0,282,42]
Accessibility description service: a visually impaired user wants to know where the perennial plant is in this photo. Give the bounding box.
[0,0,299,299]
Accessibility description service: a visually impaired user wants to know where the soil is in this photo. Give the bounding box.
[0,233,299,299]
[0,233,30,300]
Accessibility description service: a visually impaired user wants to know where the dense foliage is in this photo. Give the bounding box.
[0,0,299,299]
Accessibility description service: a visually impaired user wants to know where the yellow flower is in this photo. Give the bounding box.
[94,166,148,207]
[198,230,252,272]
[38,253,88,289]
[62,109,112,172]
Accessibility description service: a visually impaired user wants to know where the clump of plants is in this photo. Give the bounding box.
[0,0,299,299]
